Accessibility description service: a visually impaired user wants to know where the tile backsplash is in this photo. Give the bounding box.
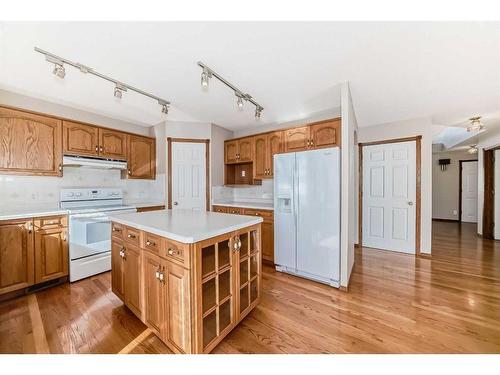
[0,167,165,206]
[212,179,273,204]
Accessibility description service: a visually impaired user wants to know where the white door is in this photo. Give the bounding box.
[171,142,207,211]
[461,161,478,223]
[362,141,416,254]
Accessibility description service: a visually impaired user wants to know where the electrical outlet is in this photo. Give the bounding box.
[453,209,457,215]
[242,170,246,177]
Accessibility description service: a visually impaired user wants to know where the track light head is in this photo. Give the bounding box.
[201,67,210,89]
[52,63,65,78]
[255,106,262,119]
[236,94,244,110]
[159,100,169,114]
[114,84,127,99]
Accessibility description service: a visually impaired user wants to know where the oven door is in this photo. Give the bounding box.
[69,213,112,260]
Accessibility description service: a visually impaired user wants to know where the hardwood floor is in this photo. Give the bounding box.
[1,220,500,353]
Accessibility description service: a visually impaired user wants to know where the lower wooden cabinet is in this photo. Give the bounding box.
[34,226,68,284]
[0,215,68,297]
[111,240,125,301]
[0,219,35,295]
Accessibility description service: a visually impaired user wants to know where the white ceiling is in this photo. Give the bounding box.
[1,22,500,130]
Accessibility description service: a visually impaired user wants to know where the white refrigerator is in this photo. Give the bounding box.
[274,147,340,287]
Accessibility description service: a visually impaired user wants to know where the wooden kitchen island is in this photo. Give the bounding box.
[109,209,263,354]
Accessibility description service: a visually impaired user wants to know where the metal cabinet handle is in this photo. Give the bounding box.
[128,169,131,175]
[146,240,155,246]
[112,227,121,232]
[159,267,165,283]
[26,221,33,234]
[95,145,99,152]
[58,164,63,172]
[99,146,103,152]
[168,248,179,256]
[127,233,136,239]
[62,232,67,241]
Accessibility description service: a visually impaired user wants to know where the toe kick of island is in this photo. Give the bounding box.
[110,220,262,354]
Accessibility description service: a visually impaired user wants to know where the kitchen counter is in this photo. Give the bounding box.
[0,204,68,221]
[109,208,262,243]
[212,201,274,210]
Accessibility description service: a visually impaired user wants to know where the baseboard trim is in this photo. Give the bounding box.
[418,253,432,259]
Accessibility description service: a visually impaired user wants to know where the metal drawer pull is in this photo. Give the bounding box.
[168,248,180,256]
[159,272,164,283]
[146,240,156,246]
[155,270,160,279]
[112,227,121,232]
[127,233,136,239]
[62,232,67,241]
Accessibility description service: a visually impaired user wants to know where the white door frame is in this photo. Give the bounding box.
[167,138,210,211]
[358,136,421,256]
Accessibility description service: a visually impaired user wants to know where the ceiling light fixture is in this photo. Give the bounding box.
[197,61,264,119]
[35,47,171,114]
[467,116,484,132]
[468,144,478,154]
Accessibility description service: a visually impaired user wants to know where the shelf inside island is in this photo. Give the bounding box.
[109,209,263,354]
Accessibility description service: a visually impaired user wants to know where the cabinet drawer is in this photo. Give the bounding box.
[212,205,227,213]
[242,208,273,222]
[34,215,68,229]
[112,222,124,239]
[142,231,163,255]
[163,239,190,268]
[226,207,243,215]
[124,226,141,246]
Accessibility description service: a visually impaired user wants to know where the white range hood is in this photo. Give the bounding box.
[62,156,127,170]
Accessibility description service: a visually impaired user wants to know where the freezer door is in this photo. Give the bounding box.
[296,148,340,281]
[274,152,296,269]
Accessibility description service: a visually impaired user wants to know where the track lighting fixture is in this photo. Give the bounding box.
[197,61,264,119]
[35,47,171,114]
[467,116,484,132]
[468,144,478,154]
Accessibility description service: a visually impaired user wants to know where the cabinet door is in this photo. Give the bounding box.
[62,121,99,157]
[34,227,68,283]
[124,244,142,318]
[224,140,238,164]
[267,131,283,177]
[235,228,260,320]
[310,119,340,149]
[128,135,156,179]
[111,240,125,301]
[99,128,127,160]
[0,219,34,295]
[253,135,267,179]
[165,260,192,353]
[261,222,274,263]
[284,126,310,152]
[143,251,164,337]
[238,138,253,162]
[0,107,62,176]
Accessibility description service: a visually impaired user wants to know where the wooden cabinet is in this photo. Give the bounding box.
[310,119,340,149]
[224,138,253,164]
[124,244,142,318]
[0,107,62,176]
[261,222,274,263]
[0,219,34,295]
[136,205,165,213]
[127,135,156,179]
[63,121,99,157]
[98,128,127,160]
[212,205,228,213]
[0,214,68,297]
[34,226,68,284]
[284,126,310,152]
[253,131,282,179]
[143,251,164,337]
[111,240,125,301]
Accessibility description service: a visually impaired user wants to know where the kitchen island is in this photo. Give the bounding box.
[109,209,263,354]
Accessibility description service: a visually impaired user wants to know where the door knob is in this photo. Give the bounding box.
[407,201,414,206]
[173,201,178,206]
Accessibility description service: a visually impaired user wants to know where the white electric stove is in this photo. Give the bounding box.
[60,188,137,282]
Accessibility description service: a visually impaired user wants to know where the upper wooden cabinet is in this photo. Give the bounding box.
[0,218,34,295]
[284,126,310,153]
[63,121,127,160]
[309,119,340,149]
[99,128,127,160]
[128,135,156,179]
[224,137,253,164]
[0,107,62,176]
[63,121,99,157]
[253,131,283,179]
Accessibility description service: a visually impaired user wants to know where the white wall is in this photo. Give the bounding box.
[358,117,433,254]
[339,82,358,288]
[432,150,477,220]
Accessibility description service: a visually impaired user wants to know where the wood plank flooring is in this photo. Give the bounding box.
[1,220,500,353]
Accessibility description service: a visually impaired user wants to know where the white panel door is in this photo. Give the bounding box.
[171,142,206,211]
[362,141,416,254]
[461,161,478,223]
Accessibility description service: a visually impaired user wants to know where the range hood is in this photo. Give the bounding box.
[62,156,127,170]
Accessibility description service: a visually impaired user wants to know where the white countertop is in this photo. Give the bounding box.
[212,201,274,210]
[0,204,68,221]
[109,209,263,244]
[124,200,166,209]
